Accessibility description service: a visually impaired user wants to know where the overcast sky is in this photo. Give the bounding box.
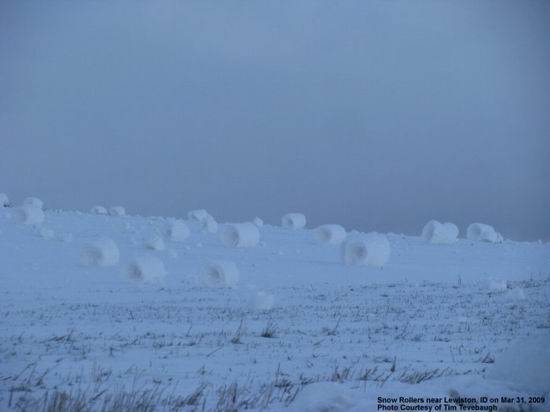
[1,0,549,240]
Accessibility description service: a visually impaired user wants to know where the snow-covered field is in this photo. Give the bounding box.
[1,205,549,411]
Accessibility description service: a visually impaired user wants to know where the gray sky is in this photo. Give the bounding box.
[1,0,549,240]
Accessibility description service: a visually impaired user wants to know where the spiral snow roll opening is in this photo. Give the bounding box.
[220,223,260,248]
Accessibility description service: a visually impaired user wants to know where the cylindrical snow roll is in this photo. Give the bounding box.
[421,220,458,244]
[220,223,260,248]
[91,205,108,215]
[421,220,440,240]
[204,215,218,233]
[127,255,166,283]
[202,261,239,288]
[282,213,306,229]
[14,205,45,225]
[188,209,218,233]
[341,233,391,268]
[109,206,126,217]
[23,197,43,210]
[80,238,119,267]
[0,193,9,207]
[253,217,264,228]
[442,222,459,240]
[314,224,347,245]
[165,220,190,242]
[341,238,368,266]
[467,223,503,243]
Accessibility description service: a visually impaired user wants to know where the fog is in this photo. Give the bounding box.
[1,1,549,240]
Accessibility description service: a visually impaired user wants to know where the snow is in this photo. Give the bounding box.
[467,223,503,243]
[164,219,190,242]
[80,238,120,266]
[284,371,550,412]
[14,205,45,225]
[188,209,218,233]
[23,196,44,209]
[57,232,73,242]
[253,217,264,227]
[0,193,9,207]
[1,207,550,410]
[505,287,526,300]
[145,233,165,251]
[38,226,55,240]
[251,290,275,310]
[282,213,306,229]
[314,224,347,245]
[220,222,260,248]
[90,205,108,215]
[341,232,391,267]
[202,260,240,287]
[488,279,508,292]
[109,206,126,216]
[290,382,357,412]
[203,214,218,233]
[127,255,166,283]
[188,209,210,222]
[421,220,459,244]
[487,335,550,394]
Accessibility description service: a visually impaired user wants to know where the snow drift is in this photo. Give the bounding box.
[291,382,358,412]
[0,193,8,207]
[220,223,260,248]
[314,224,347,245]
[282,213,306,229]
[467,223,503,243]
[487,334,550,394]
[253,217,264,227]
[164,219,190,242]
[421,220,459,244]
[109,206,126,217]
[127,255,166,283]
[80,238,119,267]
[341,233,391,267]
[23,197,43,209]
[202,261,239,288]
[14,205,45,225]
[90,205,108,215]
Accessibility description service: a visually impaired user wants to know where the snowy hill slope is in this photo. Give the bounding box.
[2,208,549,289]
[1,207,549,410]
